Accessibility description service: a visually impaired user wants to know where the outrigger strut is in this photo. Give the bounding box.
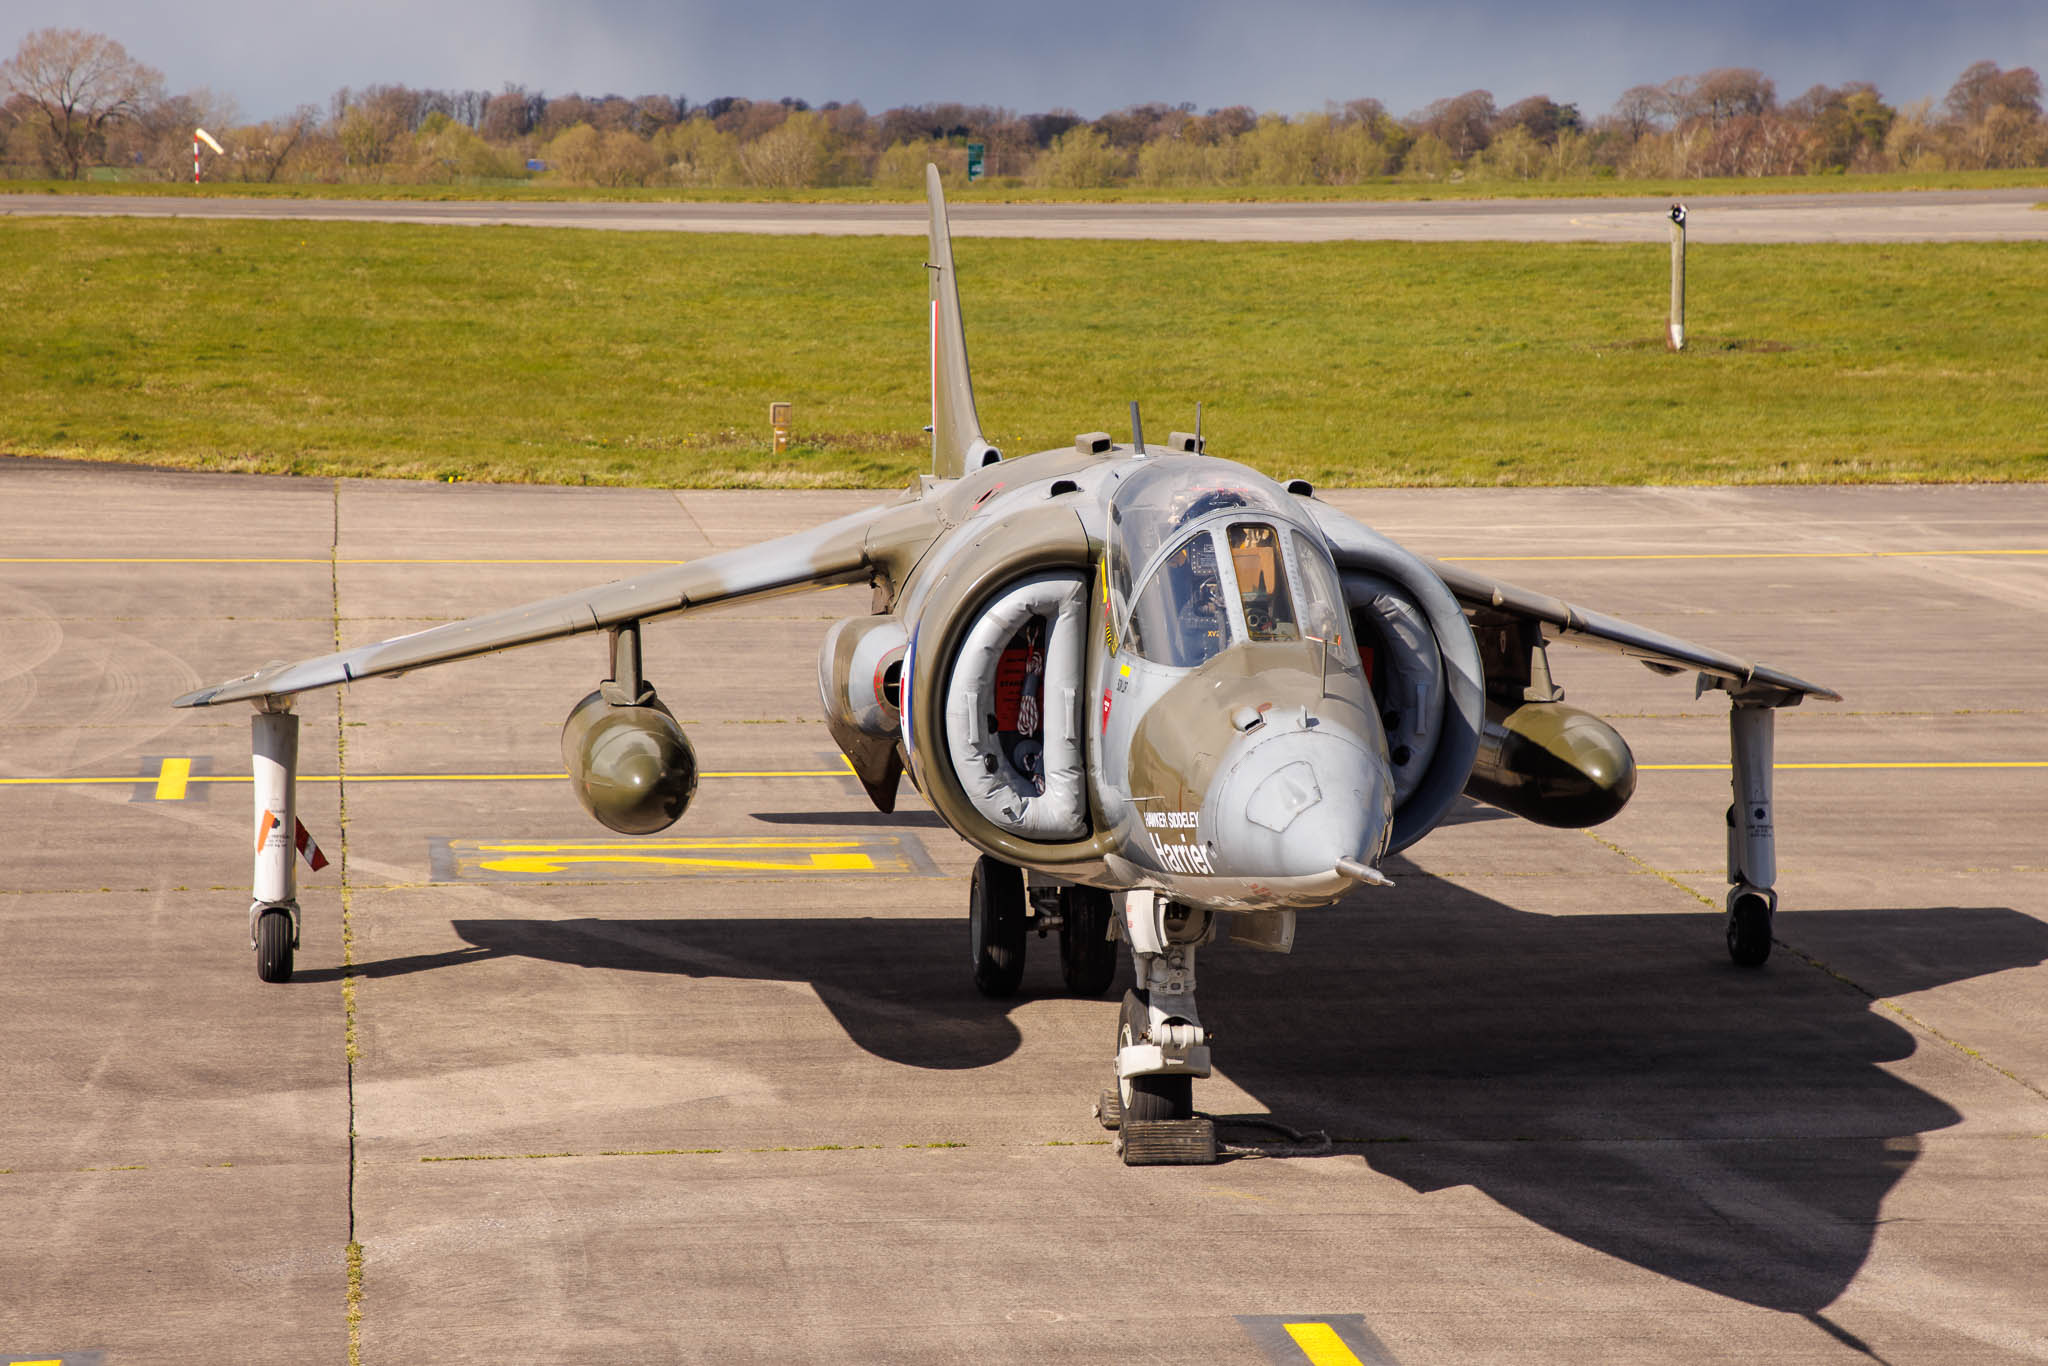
[1699,674,1805,966]
[249,697,302,956]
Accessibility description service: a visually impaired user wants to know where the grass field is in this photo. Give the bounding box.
[8,167,2048,204]
[1,217,2043,488]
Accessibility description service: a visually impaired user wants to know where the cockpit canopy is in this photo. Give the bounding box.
[1106,460,1360,671]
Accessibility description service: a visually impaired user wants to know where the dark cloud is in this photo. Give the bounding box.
[15,0,2045,122]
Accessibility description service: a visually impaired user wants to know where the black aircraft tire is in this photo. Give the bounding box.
[1726,891,1773,968]
[1058,886,1118,997]
[1117,989,1193,1123]
[256,909,294,983]
[969,855,1026,996]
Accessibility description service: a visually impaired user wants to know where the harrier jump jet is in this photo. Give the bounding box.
[176,168,1837,1165]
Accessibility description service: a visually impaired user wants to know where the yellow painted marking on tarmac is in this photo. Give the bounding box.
[480,851,875,874]
[153,756,191,800]
[1442,548,2048,563]
[10,757,2041,790]
[465,838,879,876]
[442,833,916,880]
[0,767,852,786]
[17,550,2044,566]
[1644,760,2048,771]
[471,838,874,852]
[1282,1323,1367,1366]
[0,556,685,565]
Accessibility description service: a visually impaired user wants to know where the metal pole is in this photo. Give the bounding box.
[194,134,201,185]
[1666,203,1687,351]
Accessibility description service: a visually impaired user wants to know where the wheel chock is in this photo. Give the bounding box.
[1118,1117,1218,1166]
[1094,1089,1123,1131]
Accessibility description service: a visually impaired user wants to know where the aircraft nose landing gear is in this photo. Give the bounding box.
[1109,891,1219,1165]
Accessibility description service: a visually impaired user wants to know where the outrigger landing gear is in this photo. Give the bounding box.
[1702,677,1803,968]
[249,700,301,983]
[1109,890,1219,1165]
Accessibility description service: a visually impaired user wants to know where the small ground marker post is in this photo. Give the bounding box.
[1667,202,1687,351]
[769,401,792,453]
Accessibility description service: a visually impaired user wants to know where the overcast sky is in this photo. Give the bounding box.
[6,0,2044,125]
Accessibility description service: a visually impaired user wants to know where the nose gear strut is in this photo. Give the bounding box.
[1111,890,1220,1165]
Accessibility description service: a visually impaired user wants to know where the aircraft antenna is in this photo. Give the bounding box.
[1195,401,1202,452]
[1130,400,1146,456]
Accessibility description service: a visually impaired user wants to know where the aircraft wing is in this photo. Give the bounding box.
[1421,557,1841,702]
[174,501,921,708]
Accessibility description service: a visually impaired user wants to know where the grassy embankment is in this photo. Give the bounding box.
[1,217,2042,488]
[6,166,2048,204]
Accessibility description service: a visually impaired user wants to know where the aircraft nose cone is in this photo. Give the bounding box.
[1207,718,1392,879]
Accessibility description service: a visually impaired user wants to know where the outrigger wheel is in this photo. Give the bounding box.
[255,908,295,983]
[1726,886,1775,967]
[969,855,1026,996]
[1058,885,1118,997]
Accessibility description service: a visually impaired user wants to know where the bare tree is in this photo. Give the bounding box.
[482,87,538,142]
[1495,94,1578,143]
[240,104,320,182]
[1413,89,1495,157]
[1944,61,2043,126]
[1669,68,1776,126]
[1611,84,1667,141]
[0,28,163,178]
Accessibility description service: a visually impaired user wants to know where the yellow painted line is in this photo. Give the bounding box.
[0,767,854,786]
[478,852,875,874]
[10,549,2044,567]
[12,757,2035,790]
[1443,549,2048,563]
[153,757,191,800]
[1283,1323,1366,1366]
[469,839,872,854]
[1645,761,2048,771]
[0,557,685,565]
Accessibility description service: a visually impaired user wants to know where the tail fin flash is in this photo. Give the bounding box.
[926,165,996,479]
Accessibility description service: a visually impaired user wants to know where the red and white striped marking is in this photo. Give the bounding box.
[256,809,329,871]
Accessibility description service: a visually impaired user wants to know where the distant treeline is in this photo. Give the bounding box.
[5,29,2045,187]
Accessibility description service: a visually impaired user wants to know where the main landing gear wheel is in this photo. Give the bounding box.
[255,908,294,983]
[1058,885,1118,997]
[1117,989,1192,1123]
[1726,888,1774,967]
[968,855,1026,997]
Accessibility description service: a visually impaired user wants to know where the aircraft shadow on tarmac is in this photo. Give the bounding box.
[337,858,2048,1318]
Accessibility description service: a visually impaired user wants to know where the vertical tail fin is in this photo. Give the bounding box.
[926,165,996,479]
